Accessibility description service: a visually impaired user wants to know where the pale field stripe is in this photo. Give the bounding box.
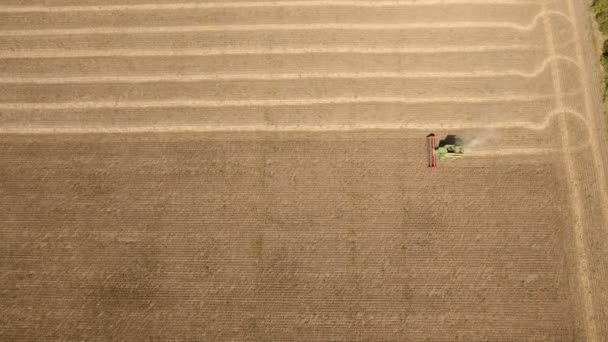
[0,56,579,84]
[0,123,546,134]
[0,45,538,59]
[0,95,557,111]
[0,109,587,134]
[0,71,536,83]
[0,0,540,13]
[0,21,540,37]
[0,11,568,37]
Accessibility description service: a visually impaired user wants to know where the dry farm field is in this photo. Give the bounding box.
[1,0,608,340]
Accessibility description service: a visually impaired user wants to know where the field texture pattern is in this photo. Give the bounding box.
[1,0,608,341]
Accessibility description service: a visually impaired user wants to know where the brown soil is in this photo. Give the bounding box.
[1,0,607,340]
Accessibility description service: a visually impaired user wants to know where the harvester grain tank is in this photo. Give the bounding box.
[427,133,464,168]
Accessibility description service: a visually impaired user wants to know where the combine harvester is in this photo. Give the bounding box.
[427,133,464,168]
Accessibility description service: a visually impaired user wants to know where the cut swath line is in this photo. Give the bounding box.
[0,95,557,110]
[0,10,570,40]
[0,0,541,13]
[0,57,574,84]
[0,123,553,134]
[0,71,543,84]
[0,21,542,37]
[0,45,539,59]
[0,109,587,134]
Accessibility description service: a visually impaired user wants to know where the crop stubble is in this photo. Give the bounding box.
[0,0,607,340]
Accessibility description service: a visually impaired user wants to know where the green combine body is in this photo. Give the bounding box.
[436,144,464,160]
[427,133,464,167]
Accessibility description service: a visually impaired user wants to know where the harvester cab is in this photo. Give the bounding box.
[427,133,464,168]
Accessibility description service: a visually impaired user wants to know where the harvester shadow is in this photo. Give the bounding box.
[437,135,461,147]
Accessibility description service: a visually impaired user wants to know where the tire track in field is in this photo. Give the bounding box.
[563,0,608,337]
[565,0,608,212]
[540,0,597,340]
